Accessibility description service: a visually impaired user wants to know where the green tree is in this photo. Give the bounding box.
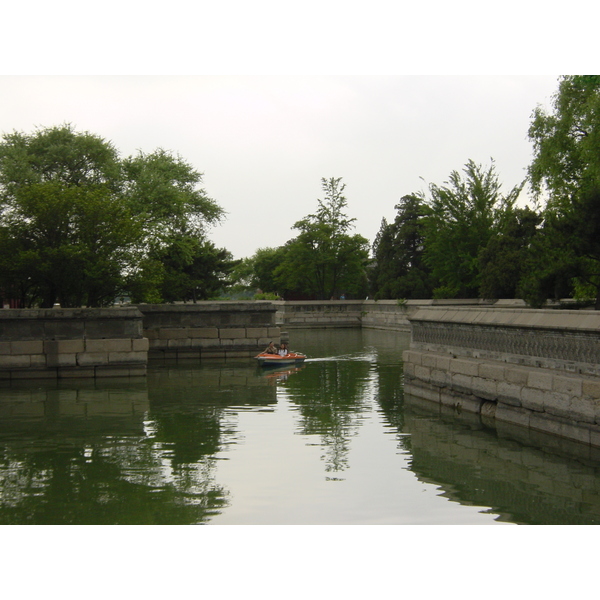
[527,75,600,308]
[250,247,287,294]
[155,237,237,303]
[0,125,138,307]
[121,149,226,304]
[478,206,542,300]
[122,149,223,243]
[516,214,577,308]
[369,194,433,299]
[0,125,227,307]
[529,75,600,202]
[423,159,523,298]
[226,247,289,299]
[275,178,369,299]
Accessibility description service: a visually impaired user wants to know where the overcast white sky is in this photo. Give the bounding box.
[0,74,560,259]
[3,2,592,261]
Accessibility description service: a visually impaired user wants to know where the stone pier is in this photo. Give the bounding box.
[138,302,280,360]
[0,307,148,380]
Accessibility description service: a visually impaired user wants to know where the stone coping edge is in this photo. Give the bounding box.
[408,307,600,333]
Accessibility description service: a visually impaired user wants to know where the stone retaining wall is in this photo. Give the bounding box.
[275,300,363,328]
[360,298,497,331]
[0,308,147,379]
[403,307,600,447]
[276,298,494,331]
[138,302,280,359]
[360,300,412,330]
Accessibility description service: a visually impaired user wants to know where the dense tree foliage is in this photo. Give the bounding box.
[122,149,223,243]
[0,124,226,307]
[422,159,524,298]
[529,75,600,201]
[145,237,237,303]
[526,75,600,308]
[478,206,541,300]
[248,247,288,295]
[369,194,433,299]
[274,178,369,299]
[0,126,136,307]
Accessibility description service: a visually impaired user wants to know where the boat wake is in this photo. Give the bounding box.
[305,350,377,363]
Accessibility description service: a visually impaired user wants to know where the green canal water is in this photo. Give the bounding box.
[1,328,600,525]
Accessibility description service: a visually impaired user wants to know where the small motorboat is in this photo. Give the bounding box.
[254,351,307,367]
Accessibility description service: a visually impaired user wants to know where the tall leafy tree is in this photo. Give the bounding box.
[370,194,433,299]
[275,178,369,299]
[0,124,138,307]
[527,75,600,308]
[153,237,237,303]
[516,213,578,308]
[122,149,223,243]
[121,150,226,303]
[423,159,523,298]
[529,75,600,202]
[250,247,287,294]
[478,206,542,300]
[0,124,226,307]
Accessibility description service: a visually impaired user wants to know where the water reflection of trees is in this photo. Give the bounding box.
[0,364,277,524]
[284,358,372,473]
[287,328,412,472]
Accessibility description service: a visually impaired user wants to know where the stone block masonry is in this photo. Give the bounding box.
[360,299,492,332]
[403,307,600,448]
[274,300,363,328]
[137,302,280,360]
[0,308,148,379]
[0,302,279,378]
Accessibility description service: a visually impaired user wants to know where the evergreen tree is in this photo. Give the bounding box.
[370,194,433,299]
[479,206,541,300]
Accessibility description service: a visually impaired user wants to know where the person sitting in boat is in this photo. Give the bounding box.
[278,342,289,356]
[265,341,278,354]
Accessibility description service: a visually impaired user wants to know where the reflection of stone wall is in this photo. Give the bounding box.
[403,307,600,447]
[404,393,600,524]
[147,364,281,406]
[0,381,149,432]
[0,308,147,380]
[139,303,280,359]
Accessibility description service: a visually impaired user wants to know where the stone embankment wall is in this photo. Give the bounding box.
[402,307,600,447]
[360,299,493,331]
[0,302,279,379]
[274,300,364,328]
[138,302,280,360]
[273,298,488,329]
[0,308,148,380]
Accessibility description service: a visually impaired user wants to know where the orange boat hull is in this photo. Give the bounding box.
[255,352,307,366]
